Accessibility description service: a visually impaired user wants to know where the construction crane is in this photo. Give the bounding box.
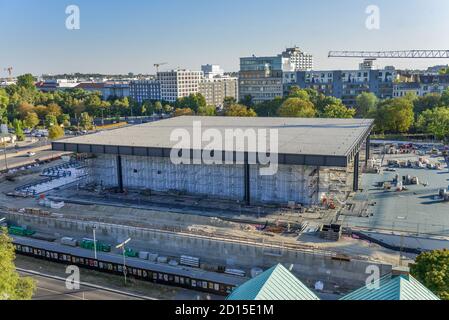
[328,50,449,59]
[153,62,167,73]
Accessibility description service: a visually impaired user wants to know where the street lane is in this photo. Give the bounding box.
[19,270,146,300]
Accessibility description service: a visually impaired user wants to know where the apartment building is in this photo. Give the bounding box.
[199,76,238,107]
[393,74,449,97]
[284,67,397,107]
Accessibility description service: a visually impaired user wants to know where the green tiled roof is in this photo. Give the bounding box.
[340,274,440,301]
[226,264,320,300]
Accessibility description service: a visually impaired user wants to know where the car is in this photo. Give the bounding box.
[27,152,36,157]
[385,168,397,172]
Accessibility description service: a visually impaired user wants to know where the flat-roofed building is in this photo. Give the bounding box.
[52,116,373,207]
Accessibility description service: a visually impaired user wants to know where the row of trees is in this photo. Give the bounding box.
[2,74,449,141]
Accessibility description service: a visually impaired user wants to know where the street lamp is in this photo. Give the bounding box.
[116,238,131,285]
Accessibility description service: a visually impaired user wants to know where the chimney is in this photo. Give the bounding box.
[391,266,410,280]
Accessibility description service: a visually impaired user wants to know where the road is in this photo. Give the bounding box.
[19,269,148,300]
[0,149,67,171]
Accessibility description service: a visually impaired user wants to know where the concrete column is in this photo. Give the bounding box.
[353,152,359,192]
[116,155,124,192]
[365,135,371,166]
[244,162,250,205]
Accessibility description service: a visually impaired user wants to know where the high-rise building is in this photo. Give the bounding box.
[281,47,313,71]
[239,55,288,104]
[157,70,203,103]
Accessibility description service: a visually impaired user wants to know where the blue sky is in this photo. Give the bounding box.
[1,0,449,75]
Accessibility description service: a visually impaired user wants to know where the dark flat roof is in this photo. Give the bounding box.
[52,116,374,167]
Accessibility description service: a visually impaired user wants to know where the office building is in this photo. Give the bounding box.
[199,76,238,107]
[129,80,162,103]
[157,70,203,103]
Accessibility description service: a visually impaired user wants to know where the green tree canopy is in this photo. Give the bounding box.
[79,112,93,130]
[0,228,36,299]
[411,249,449,300]
[12,119,25,141]
[416,107,449,140]
[173,107,194,117]
[355,92,378,118]
[372,97,415,133]
[197,105,216,116]
[254,97,283,117]
[224,104,257,117]
[278,98,316,118]
[16,74,36,90]
[44,114,58,128]
[0,89,9,123]
[175,93,206,113]
[322,102,356,119]
[48,125,64,139]
[23,112,40,129]
[413,93,442,115]
[287,86,310,100]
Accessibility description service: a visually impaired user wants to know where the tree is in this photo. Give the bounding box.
[224,104,257,117]
[23,112,40,129]
[12,119,25,141]
[322,102,356,119]
[254,97,283,117]
[240,95,254,108]
[278,98,316,118]
[356,92,378,118]
[79,112,93,130]
[413,93,442,115]
[16,102,35,120]
[163,104,173,114]
[154,101,163,114]
[16,74,36,90]
[44,114,58,128]
[411,249,449,300]
[46,103,62,117]
[287,86,310,100]
[173,108,194,117]
[0,89,9,123]
[197,105,216,116]
[416,107,449,140]
[223,97,237,109]
[441,88,449,106]
[175,93,206,113]
[373,97,414,133]
[48,125,64,139]
[57,114,71,128]
[0,227,36,300]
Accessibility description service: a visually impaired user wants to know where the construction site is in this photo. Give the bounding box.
[1,116,448,297]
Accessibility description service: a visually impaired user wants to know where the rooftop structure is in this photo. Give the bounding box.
[227,264,319,300]
[340,268,440,300]
[53,116,373,167]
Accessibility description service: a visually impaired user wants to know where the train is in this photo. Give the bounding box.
[11,236,246,296]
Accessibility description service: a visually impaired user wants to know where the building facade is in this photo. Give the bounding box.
[285,67,397,107]
[239,56,287,104]
[199,76,238,107]
[281,47,313,71]
[129,80,161,103]
[201,64,225,79]
[393,74,449,97]
[157,70,203,103]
